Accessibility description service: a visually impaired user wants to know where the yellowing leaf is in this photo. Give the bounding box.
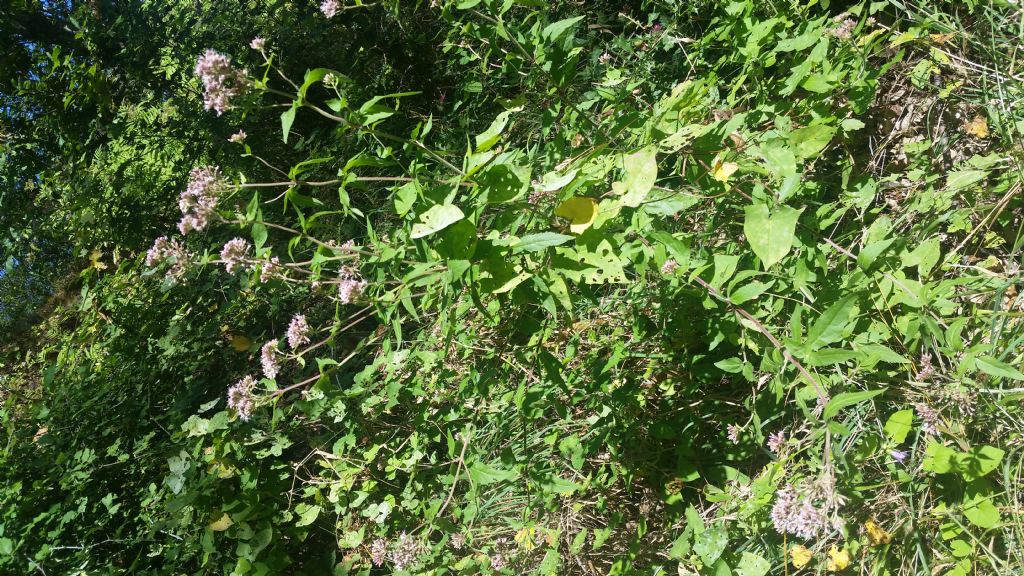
[827,546,850,571]
[231,335,252,352]
[208,512,233,531]
[554,197,598,234]
[864,519,892,546]
[930,32,955,44]
[89,249,107,270]
[790,545,813,568]
[515,526,538,550]
[711,157,739,182]
[964,115,989,138]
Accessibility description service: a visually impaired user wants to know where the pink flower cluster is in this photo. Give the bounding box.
[194,49,247,116]
[220,238,251,273]
[770,484,828,539]
[145,236,190,282]
[249,37,265,51]
[261,339,281,379]
[259,256,282,283]
[227,375,256,420]
[286,314,311,349]
[320,0,340,18]
[178,166,224,235]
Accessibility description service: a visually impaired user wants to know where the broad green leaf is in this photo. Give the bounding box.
[744,204,802,269]
[475,107,522,152]
[823,388,886,420]
[512,232,575,254]
[789,124,836,158]
[956,445,1005,481]
[963,481,1000,529]
[650,231,690,271]
[542,16,585,41]
[394,181,418,216]
[613,147,657,207]
[735,552,770,576]
[884,409,914,443]
[806,296,856,350]
[281,104,297,143]
[468,461,519,485]
[730,280,771,305]
[805,348,859,366]
[946,169,988,191]
[295,504,321,527]
[694,525,728,566]
[411,204,465,239]
[922,441,957,474]
[976,356,1024,381]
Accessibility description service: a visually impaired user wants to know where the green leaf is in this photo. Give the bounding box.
[694,525,728,566]
[976,356,1024,381]
[295,504,321,527]
[946,169,988,191]
[884,410,914,444]
[252,222,268,251]
[394,181,418,216]
[468,461,519,485]
[789,124,836,158]
[806,296,856,350]
[956,445,1005,482]
[650,231,690,271]
[963,481,1000,528]
[730,281,771,305]
[823,388,886,420]
[922,441,957,474]
[743,204,802,269]
[280,104,297,143]
[411,204,465,239]
[475,107,521,152]
[513,232,575,254]
[613,147,657,208]
[734,552,770,576]
[542,16,585,42]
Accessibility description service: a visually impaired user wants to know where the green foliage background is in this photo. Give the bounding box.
[1,0,1023,574]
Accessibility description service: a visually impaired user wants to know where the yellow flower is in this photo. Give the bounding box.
[790,544,813,568]
[864,519,892,546]
[827,545,851,571]
[964,115,989,138]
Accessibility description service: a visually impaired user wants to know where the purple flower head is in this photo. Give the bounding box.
[194,49,247,115]
[727,424,741,444]
[286,314,311,350]
[370,538,387,567]
[178,166,224,235]
[146,236,190,283]
[320,0,340,18]
[220,238,251,273]
[227,375,256,420]
[771,484,828,539]
[259,256,281,283]
[890,449,908,463]
[661,259,678,275]
[390,532,422,571]
[260,339,280,380]
[249,37,265,51]
[229,129,247,143]
[338,278,366,304]
[768,430,786,454]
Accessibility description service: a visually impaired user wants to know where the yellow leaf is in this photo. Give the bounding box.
[231,335,252,352]
[208,512,233,531]
[89,249,107,270]
[514,526,537,551]
[930,32,954,44]
[864,519,892,546]
[711,157,739,182]
[790,544,813,568]
[964,115,988,138]
[827,546,851,571]
[554,197,598,234]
